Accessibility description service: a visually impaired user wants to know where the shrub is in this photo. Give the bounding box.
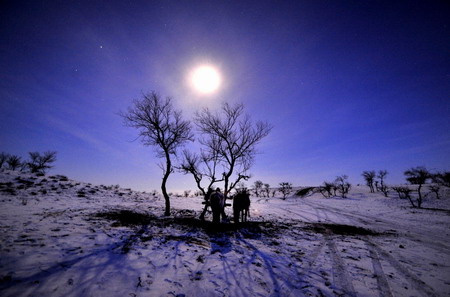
[319,182,334,198]
[6,155,22,171]
[404,167,430,208]
[392,186,415,207]
[278,182,292,200]
[362,171,376,192]
[335,175,351,198]
[27,151,57,174]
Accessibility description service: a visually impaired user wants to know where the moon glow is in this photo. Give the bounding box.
[191,65,221,94]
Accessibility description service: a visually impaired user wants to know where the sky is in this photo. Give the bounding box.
[1,0,449,192]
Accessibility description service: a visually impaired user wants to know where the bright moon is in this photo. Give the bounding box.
[191,65,221,94]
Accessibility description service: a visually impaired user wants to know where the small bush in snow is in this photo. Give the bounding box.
[253,180,263,197]
[404,167,430,208]
[278,182,292,200]
[428,185,441,199]
[433,171,450,188]
[335,175,351,198]
[27,151,57,174]
[319,182,334,198]
[392,186,415,207]
[6,155,22,171]
[362,171,376,193]
[380,185,389,197]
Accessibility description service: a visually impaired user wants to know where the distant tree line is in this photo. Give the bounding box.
[360,167,449,208]
[0,151,57,175]
[314,166,450,208]
[391,167,450,208]
[318,174,351,198]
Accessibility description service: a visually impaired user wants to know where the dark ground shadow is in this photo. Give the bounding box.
[91,209,390,251]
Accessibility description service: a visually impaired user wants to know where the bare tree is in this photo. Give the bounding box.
[377,170,388,196]
[6,155,22,171]
[392,186,415,207]
[319,181,334,198]
[179,149,223,196]
[253,180,263,197]
[428,185,441,200]
[194,103,272,197]
[362,171,376,192]
[404,166,430,208]
[27,151,57,174]
[335,175,351,198]
[433,171,450,188]
[278,182,292,200]
[429,172,449,199]
[380,184,389,197]
[121,91,193,216]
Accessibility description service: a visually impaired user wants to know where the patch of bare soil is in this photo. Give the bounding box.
[303,222,382,236]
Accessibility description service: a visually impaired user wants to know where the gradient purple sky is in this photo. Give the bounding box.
[1,1,449,192]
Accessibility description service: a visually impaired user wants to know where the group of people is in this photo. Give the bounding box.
[199,187,250,223]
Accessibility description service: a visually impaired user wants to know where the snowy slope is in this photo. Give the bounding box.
[1,170,449,297]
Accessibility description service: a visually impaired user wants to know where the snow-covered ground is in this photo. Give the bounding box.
[1,170,449,297]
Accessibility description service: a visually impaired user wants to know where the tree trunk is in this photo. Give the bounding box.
[407,195,417,208]
[224,175,230,198]
[162,151,172,216]
[417,184,422,208]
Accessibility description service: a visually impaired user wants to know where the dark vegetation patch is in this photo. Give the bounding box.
[91,209,277,253]
[90,209,388,254]
[94,210,157,227]
[295,187,317,197]
[92,209,266,233]
[303,222,381,236]
[1,187,16,195]
[15,177,34,187]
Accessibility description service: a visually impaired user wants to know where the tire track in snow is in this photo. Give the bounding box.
[365,238,439,297]
[284,200,442,297]
[365,241,393,297]
[265,225,329,297]
[278,207,360,296]
[298,200,440,297]
[301,199,450,253]
[279,208,316,223]
[324,234,357,297]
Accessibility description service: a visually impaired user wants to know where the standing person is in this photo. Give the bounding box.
[210,188,225,223]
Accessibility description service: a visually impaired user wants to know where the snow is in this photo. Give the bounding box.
[1,170,449,296]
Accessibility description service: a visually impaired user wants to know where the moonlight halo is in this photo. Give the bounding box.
[190,65,221,94]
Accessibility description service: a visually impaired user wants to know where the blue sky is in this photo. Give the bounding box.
[1,0,449,192]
